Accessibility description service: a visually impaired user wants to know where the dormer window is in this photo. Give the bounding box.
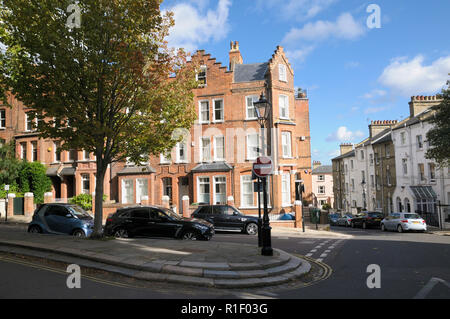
[197,65,207,87]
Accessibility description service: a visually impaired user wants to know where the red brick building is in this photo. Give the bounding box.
[1,41,312,217]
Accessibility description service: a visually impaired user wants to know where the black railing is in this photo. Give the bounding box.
[416,210,440,227]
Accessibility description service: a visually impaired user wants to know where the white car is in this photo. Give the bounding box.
[381,213,427,233]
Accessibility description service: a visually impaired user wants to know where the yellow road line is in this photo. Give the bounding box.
[293,254,333,288]
[0,255,140,289]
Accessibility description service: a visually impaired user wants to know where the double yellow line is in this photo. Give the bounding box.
[293,254,333,288]
[0,255,140,290]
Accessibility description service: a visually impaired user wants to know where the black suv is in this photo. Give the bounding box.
[191,205,260,235]
[104,206,214,240]
[350,211,384,229]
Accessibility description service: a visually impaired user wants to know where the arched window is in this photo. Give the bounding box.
[404,198,411,213]
[396,197,403,212]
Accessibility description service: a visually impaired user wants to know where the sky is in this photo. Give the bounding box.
[161,0,450,165]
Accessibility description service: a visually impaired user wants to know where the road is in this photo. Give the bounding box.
[0,224,449,299]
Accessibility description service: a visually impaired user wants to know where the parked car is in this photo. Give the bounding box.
[337,214,354,227]
[350,211,384,229]
[27,203,94,238]
[191,205,261,235]
[328,213,340,226]
[381,213,427,233]
[104,205,214,240]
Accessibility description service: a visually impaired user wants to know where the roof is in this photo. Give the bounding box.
[117,165,156,176]
[60,167,76,176]
[46,166,59,177]
[234,63,268,83]
[409,186,437,200]
[192,162,233,173]
[312,165,332,174]
[371,130,392,145]
[331,150,355,161]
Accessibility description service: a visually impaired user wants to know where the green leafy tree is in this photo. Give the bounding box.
[17,161,52,203]
[426,80,450,167]
[0,1,198,237]
[0,141,21,187]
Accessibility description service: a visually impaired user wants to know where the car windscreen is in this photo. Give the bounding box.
[162,208,181,220]
[404,214,421,219]
[68,206,92,220]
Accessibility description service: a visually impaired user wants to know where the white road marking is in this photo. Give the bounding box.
[316,258,323,262]
[320,253,327,258]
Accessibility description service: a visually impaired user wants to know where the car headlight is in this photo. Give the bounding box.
[195,224,210,231]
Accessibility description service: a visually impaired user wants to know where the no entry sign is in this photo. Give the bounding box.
[252,156,273,178]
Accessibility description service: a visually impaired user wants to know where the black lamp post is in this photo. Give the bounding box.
[254,92,273,257]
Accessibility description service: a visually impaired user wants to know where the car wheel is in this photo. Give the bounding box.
[397,225,403,233]
[381,224,386,232]
[245,223,258,235]
[114,228,129,238]
[72,229,86,238]
[182,231,198,240]
[28,225,42,234]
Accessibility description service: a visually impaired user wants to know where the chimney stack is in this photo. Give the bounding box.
[409,95,443,118]
[313,161,322,170]
[340,143,353,155]
[229,41,243,72]
[368,120,398,138]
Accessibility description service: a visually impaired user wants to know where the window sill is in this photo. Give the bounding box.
[212,120,224,124]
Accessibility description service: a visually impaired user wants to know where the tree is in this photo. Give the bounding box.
[0,141,21,187]
[0,1,198,237]
[426,79,450,167]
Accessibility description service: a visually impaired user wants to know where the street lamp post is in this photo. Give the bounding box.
[254,92,273,257]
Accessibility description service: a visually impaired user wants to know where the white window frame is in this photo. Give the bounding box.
[31,141,38,162]
[281,173,291,207]
[318,186,325,194]
[0,109,5,129]
[197,177,210,204]
[213,99,224,123]
[246,133,260,160]
[213,136,225,162]
[245,95,259,120]
[176,142,188,163]
[196,65,207,87]
[201,137,211,163]
[136,178,149,204]
[281,131,292,158]
[25,112,37,132]
[83,150,90,161]
[240,175,255,208]
[402,159,408,175]
[121,179,134,204]
[279,64,287,82]
[160,152,171,164]
[54,142,61,163]
[81,174,90,195]
[318,175,325,182]
[279,95,289,119]
[213,176,227,205]
[199,100,210,124]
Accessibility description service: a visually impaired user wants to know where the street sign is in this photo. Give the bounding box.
[4,185,9,191]
[252,156,273,178]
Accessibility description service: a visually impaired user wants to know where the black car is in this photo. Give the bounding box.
[191,205,260,235]
[350,211,384,229]
[104,206,214,240]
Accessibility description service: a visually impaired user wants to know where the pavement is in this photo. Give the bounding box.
[0,225,312,289]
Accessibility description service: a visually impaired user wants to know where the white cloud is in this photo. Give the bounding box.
[326,126,365,142]
[362,89,386,99]
[285,46,315,63]
[327,149,341,158]
[379,55,450,96]
[165,0,231,53]
[283,13,365,45]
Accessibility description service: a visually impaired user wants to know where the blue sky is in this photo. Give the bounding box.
[161,0,450,165]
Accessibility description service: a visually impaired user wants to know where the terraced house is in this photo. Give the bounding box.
[2,42,313,219]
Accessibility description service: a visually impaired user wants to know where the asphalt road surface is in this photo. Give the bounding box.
[0,224,449,299]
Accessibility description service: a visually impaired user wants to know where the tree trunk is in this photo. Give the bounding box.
[92,158,107,239]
